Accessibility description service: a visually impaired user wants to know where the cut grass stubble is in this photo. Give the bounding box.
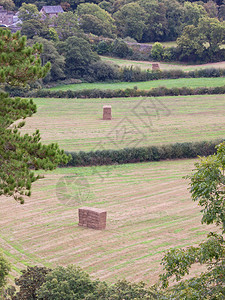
[0,159,217,284]
[21,95,225,152]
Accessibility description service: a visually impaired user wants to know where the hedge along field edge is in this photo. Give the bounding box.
[30,85,225,99]
[63,139,224,167]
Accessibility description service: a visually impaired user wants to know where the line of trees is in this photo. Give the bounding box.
[4,0,224,78]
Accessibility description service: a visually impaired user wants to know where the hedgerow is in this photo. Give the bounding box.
[30,85,225,99]
[63,140,223,167]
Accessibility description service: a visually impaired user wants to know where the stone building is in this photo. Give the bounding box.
[40,6,64,19]
[0,6,14,26]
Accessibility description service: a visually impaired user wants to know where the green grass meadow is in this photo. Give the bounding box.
[49,77,225,92]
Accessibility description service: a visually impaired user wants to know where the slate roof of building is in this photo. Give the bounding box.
[42,6,64,14]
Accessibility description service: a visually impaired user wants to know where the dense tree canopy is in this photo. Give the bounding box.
[32,37,65,82]
[53,11,80,41]
[57,35,99,77]
[0,0,15,11]
[18,3,41,22]
[77,3,116,37]
[177,17,225,61]
[114,3,146,41]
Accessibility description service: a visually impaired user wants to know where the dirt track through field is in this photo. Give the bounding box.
[0,160,217,284]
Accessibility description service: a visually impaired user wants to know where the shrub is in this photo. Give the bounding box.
[37,265,100,300]
[97,40,112,55]
[88,61,120,81]
[151,42,164,61]
[111,39,130,58]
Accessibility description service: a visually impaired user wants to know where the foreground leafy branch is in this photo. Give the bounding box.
[160,143,225,298]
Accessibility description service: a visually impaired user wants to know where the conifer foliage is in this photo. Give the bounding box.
[0,29,50,86]
[0,30,69,203]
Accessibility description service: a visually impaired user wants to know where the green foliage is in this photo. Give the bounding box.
[57,36,99,77]
[33,37,65,82]
[0,29,50,86]
[0,0,15,11]
[4,264,160,299]
[21,19,49,40]
[48,28,59,42]
[53,11,80,41]
[187,142,225,231]
[151,42,164,61]
[0,251,10,291]
[177,17,225,62]
[104,279,158,299]
[183,2,207,27]
[64,140,222,167]
[34,83,225,99]
[159,142,225,298]
[204,0,218,18]
[77,3,116,37]
[160,234,225,298]
[114,3,147,42]
[111,39,130,58]
[0,92,69,203]
[18,3,41,22]
[88,61,120,81]
[139,0,168,42]
[198,17,225,58]
[36,265,100,300]
[5,266,52,300]
[219,1,225,20]
[97,40,112,55]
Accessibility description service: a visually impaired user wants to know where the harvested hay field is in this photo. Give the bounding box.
[0,159,217,284]
[101,56,225,71]
[20,95,225,152]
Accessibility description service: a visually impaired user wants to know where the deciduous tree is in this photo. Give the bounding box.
[160,142,225,298]
[53,11,79,41]
[18,3,41,22]
[114,3,146,41]
[0,0,15,11]
[77,3,116,37]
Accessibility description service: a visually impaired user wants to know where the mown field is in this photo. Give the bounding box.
[0,159,217,284]
[101,56,225,71]
[20,95,225,152]
[49,77,225,91]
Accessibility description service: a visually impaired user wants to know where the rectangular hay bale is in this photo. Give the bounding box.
[78,207,107,230]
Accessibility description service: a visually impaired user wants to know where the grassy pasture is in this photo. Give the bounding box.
[49,77,225,91]
[0,159,217,284]
[21,95,225,152]
[101,56,225,71]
